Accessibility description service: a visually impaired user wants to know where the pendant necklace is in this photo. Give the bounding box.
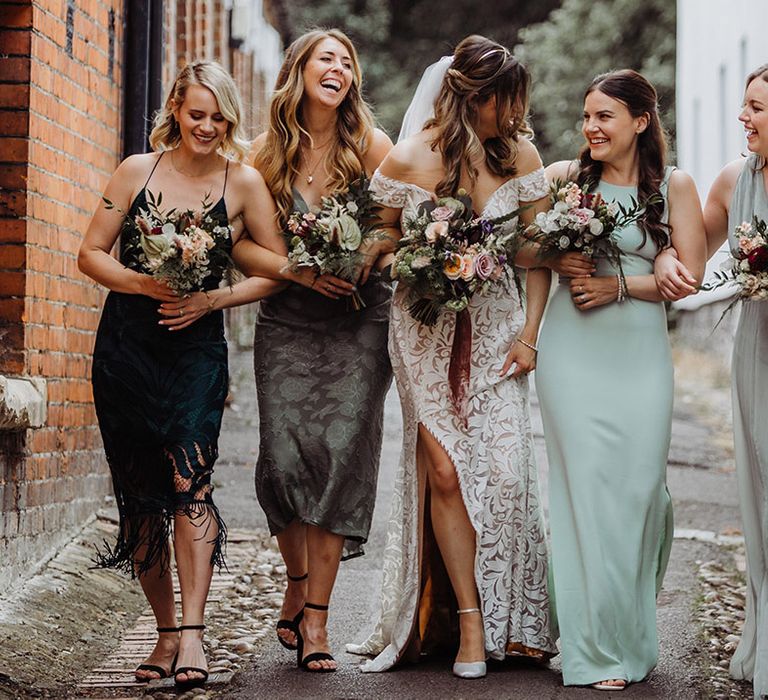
[303,137,334,184]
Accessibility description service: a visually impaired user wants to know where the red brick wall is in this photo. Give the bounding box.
[0,0,121,589]
[0,0,281,588]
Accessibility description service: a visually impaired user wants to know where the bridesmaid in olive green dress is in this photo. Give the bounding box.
[233,30,395,672]
[536,70,706,691]
[656,64,768,700]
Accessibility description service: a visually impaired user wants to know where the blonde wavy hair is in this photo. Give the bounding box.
[254,29,376,223]
[149,61,250,161]
[426,35,532,197]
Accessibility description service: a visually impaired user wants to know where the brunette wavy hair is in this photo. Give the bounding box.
[149,61,249,160]
[254,29,376,224]
[576,69,670,249]
[425,35,532,197]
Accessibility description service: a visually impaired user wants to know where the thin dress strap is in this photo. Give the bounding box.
[143,152,164,190]
[222,159,230,200]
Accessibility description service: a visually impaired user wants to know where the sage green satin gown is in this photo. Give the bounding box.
[537,176,674,686]
[727,153,768,700]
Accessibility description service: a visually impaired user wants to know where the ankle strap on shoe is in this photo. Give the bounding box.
[156,626,179,633]
[457,608,481,615]
[178,624,206,631]
[304,602,329,611]
[287,572,308,582]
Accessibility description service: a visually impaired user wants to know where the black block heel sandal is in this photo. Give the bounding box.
[174,624,209,690]
[296,603,336,673]
[134,626,178,681]
[276,572,308,650]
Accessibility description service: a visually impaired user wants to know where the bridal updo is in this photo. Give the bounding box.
[426,34,532,197]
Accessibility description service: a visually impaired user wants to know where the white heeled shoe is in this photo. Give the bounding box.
[452,660,487,679]
[452,608,487,679]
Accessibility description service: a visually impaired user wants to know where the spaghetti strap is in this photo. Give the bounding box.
[144,152,164,190]
[222,159,229,199]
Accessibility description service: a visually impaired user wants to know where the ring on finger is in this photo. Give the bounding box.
[179,308,184,317]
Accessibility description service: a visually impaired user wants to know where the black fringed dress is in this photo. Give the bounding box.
[91,154,231,576]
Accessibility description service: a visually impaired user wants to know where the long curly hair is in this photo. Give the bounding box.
[576,69,670,250]
[254,29,376,224]
[425,35,532,198]
[149,61,249,161]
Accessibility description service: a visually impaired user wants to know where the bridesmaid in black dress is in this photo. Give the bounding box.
[233,29,395,671]
[78,61,281,690]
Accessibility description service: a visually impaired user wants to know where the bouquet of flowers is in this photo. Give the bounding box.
[525,180,652,273]
[393,191,524,424]
[703,216,768,300]
[284,177,382,310]
[392,191,523,326]
[106,190,232,293]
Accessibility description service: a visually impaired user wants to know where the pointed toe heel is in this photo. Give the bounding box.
[452,660,487,679]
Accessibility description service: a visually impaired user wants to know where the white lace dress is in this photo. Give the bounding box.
[346,168,557,670]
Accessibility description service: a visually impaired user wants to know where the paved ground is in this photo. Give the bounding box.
[208,341,749,700]
[0,338,753,699]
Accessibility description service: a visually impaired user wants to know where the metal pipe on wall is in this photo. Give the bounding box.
[122,0,164,158]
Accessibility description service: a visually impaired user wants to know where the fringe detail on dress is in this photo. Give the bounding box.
[93,498,228,578]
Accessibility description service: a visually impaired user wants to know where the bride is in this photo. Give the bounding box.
[347,35,557,678]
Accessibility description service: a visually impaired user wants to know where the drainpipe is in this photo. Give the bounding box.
[122,0,164,158]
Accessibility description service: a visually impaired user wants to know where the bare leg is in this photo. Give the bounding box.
[298,525,344,670]
[134,518,178,681]
[173,506,216,685]
[418,424,484,664]
[275,519,308,646]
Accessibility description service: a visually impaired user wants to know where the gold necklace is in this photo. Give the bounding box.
[170,149,213,178]
[302,138,334,184]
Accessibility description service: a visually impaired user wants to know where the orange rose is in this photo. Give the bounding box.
[444,253,462,280]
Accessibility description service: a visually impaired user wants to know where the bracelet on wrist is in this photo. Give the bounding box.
[203,290,216,312]
[516,338,538,353]
[616,273,628,303]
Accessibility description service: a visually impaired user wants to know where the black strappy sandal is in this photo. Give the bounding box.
[296,603,337,673]
[134,626,178,681]
[276,572,308,650]
[174,624,209,690]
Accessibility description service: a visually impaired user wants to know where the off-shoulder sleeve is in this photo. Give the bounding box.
[369,169,412,209]
[516,167,549,202]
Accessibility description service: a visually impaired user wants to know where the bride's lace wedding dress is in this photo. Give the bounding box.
[346,166,558,671]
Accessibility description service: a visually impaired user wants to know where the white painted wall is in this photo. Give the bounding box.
[677,0,768,195]
[675,0,768,309]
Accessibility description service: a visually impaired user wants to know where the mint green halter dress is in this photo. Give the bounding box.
[537,171,674,686]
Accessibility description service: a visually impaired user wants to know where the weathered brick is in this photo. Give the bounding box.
[0,29,32,56]
[0,56,31,83]
[0,5,33,28]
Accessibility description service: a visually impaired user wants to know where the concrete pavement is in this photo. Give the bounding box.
[209,343,750,699]
[0,341,751,699]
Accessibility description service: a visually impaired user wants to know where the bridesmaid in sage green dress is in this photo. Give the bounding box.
[536,70,706,691]
[656,64,768,700]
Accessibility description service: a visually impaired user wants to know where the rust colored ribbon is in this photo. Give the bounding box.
[448,307,472,427]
